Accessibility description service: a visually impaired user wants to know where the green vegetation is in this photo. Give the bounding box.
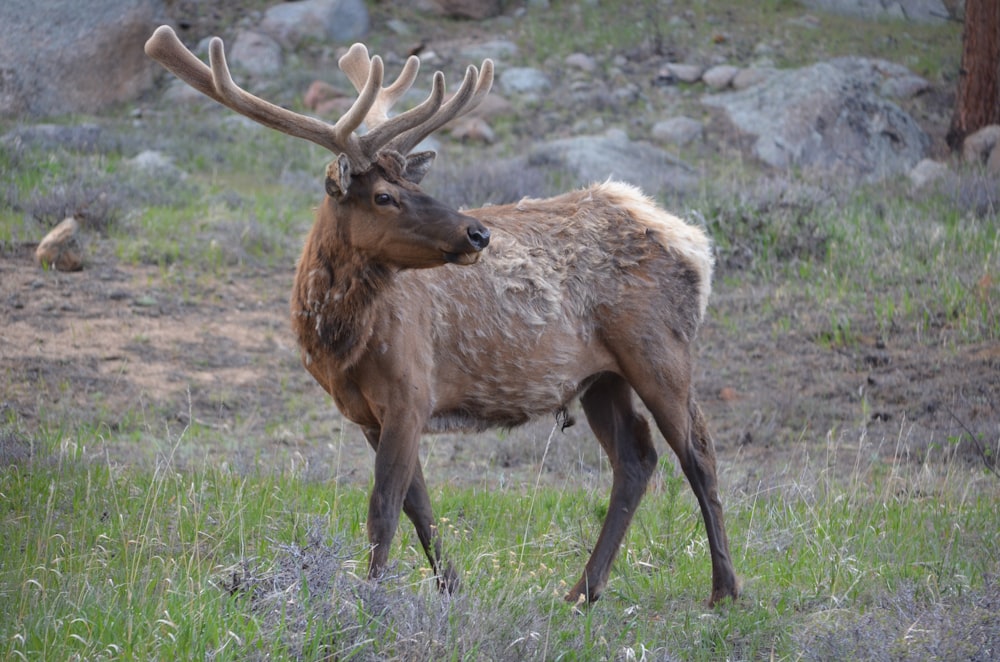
[2,426,996,660]
[697,176,1000,348]
[2,1,996,659]
[513,0,958,77]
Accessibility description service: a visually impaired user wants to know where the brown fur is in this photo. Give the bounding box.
[139,27,728,605]
[291,173,740,606]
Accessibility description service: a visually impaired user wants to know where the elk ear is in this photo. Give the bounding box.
[403,150,436,184]
[325,154,352,198]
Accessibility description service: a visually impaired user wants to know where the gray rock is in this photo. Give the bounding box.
[962,125,1000,165]
[881,73,930,99]
[459,40,519,63]
[565,53,598,73]
[529,129,698,195]
[732,67,776,90]
[702,57,929,180]
[702,65,741,90]
[230,31,284,76]
[908,158,949,190]
[386,19,413,35]
[0,0,167,117]
[664,63,703,83]
[499,67,551,96]
[259,0,369,48]
[799,0,951,23]
[128,150,187,179]
[651,117,704,146]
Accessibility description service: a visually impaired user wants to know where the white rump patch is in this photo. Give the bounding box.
[594,181,714,319]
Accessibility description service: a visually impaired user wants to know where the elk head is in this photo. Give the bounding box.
[143,26,493,268]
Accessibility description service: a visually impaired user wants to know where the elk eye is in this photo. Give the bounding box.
[374,193,395,206]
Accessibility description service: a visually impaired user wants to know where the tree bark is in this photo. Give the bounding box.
[947,0,1000,150]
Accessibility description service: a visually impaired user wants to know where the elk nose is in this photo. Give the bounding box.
[467,225,491,250]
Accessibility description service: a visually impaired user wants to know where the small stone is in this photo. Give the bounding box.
[303,80,347,111]
[499,67,551,96]
[229,30,283,76]
[731,67,774,90]
[447,117,495,144]
[565,53,597,73]
[665,63,703,83]
[702,65,740,90]
[651,116,703,146]
[908,159,949,190]
[35,217,83,272]
[963,125,1000,165]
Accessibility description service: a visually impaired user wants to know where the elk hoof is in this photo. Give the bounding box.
[436,564,460,595]
[707,578,741,607]
[564,577,600,606]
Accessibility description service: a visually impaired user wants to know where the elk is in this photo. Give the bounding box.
[145,25,739,607]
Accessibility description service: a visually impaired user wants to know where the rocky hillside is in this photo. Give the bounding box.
[4,0,993,201]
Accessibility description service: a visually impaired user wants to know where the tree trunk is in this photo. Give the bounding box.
[947,0,1000,150]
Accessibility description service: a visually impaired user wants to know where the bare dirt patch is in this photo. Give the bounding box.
[3,236,996,489]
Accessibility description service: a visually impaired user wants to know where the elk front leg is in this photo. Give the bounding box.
[403,462,458,592]
[363,427,456,592]
[365,417,423,581]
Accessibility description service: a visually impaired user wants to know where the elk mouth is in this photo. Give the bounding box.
[441,218,489,265]
[444,250,483,265]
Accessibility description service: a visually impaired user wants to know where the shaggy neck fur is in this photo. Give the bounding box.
[290,202,393,371]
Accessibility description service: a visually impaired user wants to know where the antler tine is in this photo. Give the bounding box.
[359,72,445,154]
[328,53,384,155]
[337,44,448,156]
[387,59,494,156]
[338,44,422,131]
[145,26,379,169]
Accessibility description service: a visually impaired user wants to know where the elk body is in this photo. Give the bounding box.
[145,26,739,606]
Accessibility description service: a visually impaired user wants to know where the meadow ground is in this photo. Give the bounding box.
[2,1,999,659]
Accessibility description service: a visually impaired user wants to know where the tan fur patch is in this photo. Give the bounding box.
[591,181,714,319]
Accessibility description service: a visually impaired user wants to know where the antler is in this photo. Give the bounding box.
[144,26,492,173]
[338,44,494,157]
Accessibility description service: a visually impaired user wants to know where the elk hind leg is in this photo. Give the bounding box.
[566,372,658,604]
[623,362,740,607]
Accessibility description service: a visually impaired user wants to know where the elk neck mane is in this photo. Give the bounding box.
[290,202,394,371]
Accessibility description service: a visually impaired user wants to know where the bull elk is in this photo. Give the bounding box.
[144,25,739,606]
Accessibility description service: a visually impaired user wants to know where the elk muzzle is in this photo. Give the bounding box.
[445,217,490,265]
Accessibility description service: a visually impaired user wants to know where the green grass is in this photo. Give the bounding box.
[698,173,1000,348]
[2,424,996,660]
[513,0,959,77]
[2,3,994,658]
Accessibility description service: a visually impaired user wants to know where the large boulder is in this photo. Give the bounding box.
[229,31,284,77]
[799,0,953,23]
[0,0,167,118]
[702,58,929,181]
[258,0,369,48]
[529,129,698,195]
